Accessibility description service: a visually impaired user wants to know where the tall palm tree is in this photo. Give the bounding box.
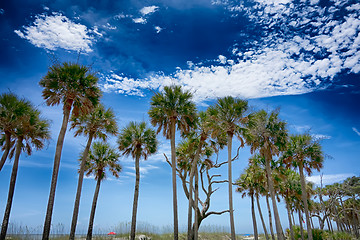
[39,62,101,240]
[148,85,197,240]
[208,96,248,240]
[246,109,288,240]
[69,104,118,240]
[248,155,270,240]
[83,142,121,240]
[1,103,50,239]
[117,121,158,240]
[278,169,302,240]
[283,134,324,240]
[236,166,259,240]
[0,93,32,172]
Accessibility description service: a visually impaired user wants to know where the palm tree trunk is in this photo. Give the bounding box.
[298,164,312,240]
[87,177,101,240]
[298,210,304,240]
[170,119,179,240]
[264,155,283,240]
[0,132,11,172]
[255,195,269,240]
[0,137,22,239]
[286,202,295,240]
[251,194,259,240]
[188,136,204,240]
[227,133,236,240]
[194,164,199,240]
[69,133,94,240]
[43,107,71,240]
[266,195,276,240]
[130,155,141,240]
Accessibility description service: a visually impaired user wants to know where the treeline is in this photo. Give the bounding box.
[0,62,359,240]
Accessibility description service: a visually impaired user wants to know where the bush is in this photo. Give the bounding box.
[312,229,324,240]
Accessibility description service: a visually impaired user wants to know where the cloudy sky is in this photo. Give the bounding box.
[0,0,359,235]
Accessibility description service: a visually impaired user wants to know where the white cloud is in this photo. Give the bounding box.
[126,164,159,175]
[140,6,159,16]
[92,26,103,37]
[43,6,49,11]
[14,12,95,53]
[311,134,332,140]
[104,0,360,103]
[352,127,360,136]
[307,173,354,185]
[218,55,227,64]
[133,17,147,24]
[0,8,5,15]
[155,26,162,33]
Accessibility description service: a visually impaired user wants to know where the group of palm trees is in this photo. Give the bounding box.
[0,61,358,240]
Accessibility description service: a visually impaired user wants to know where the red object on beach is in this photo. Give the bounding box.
[108,232,116,235]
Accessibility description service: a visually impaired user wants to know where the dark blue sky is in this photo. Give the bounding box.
[0,0,359,234]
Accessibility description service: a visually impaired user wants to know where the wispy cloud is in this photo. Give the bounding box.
[311,134,332,140]
[14,12,95,53]
[0,8,4,15]
[140,6,159,16]
[125,164,159,175]
[352,127,360,136]
[102,0,359,102]
[155,26,163,33]
[133,17,147,24]
[307,173,355,185]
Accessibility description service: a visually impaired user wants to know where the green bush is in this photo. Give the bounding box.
[312,229,324,240]
[328,231,353,240]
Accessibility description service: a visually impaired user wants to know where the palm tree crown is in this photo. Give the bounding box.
[70,104,118,140]
[247,109,288,158]
[207,96,248,138]
[0,93,34,171]
[283,133,324,175]
[148,85,197,138]
[1,102,50,239]
[85,142,122,180]
[39,62,101,116]
[118,121,158,160]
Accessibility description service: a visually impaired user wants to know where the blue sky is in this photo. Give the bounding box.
[0,0,359,235]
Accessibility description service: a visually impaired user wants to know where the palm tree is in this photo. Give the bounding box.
[283,134,324,240]
[278,169,302,240]
[83,142,121,240]
[0,93,32,172]
[249,155,270,240]
[1,103,50,239]
[236,166,259,240]
[148,85,197,240]
[208,96,248,240]
[246,109,288,240]
[69,104,118,240]
[40,62,101,240]
[117,121,158,240]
